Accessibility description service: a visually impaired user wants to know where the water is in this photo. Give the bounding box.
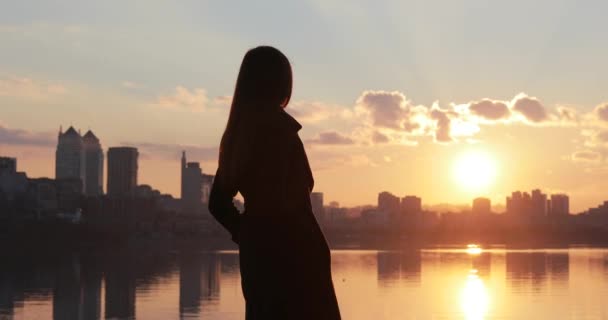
[2,247,608,319]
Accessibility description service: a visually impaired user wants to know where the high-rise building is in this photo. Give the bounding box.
[310,192,324,223]
[401,196,422,215]
[107,147,138,197]
[550,194,569,216]
[55,126,85,192]
[531,189,547,216]
[180,151,214,212]
[472,197,491,215]
[0,157,17,175]
[507,189,548,216]
[0,157,27,203]
[378,191,400,221]
[83,130,104,196]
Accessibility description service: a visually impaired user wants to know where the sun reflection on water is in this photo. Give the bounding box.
[466,244,482,255]
[460,269,489,320]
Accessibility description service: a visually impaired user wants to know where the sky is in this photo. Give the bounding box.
[1,0,608,212]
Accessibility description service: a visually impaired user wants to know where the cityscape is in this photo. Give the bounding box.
[2,126,608,247]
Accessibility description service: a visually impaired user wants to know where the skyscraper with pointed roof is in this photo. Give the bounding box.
[55,126,85,193]
[83,130,104,196]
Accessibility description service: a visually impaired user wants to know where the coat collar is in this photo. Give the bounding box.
[279,109,302,132]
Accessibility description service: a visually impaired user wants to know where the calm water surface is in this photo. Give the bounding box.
[2,247,608,319]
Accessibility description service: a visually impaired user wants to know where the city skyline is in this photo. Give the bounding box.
[3,1,608,211]
[0,125,601,213]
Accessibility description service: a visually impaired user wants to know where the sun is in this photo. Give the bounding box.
[453,150,497,192]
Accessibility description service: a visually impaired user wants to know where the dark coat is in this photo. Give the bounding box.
[209,109,341,320]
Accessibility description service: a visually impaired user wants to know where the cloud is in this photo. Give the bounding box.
[289,101,334,124]
[155,86,208,111]
[511,93,548,123]
[597,130,608,143]
[0,76,67,100]
[306,131,355,145]
[356,90,409,129]
[0,124,55,147]
[468,99,510,120]
[556,106,579,124]
[371,131,390,144]
[595,103,608,122]
[572,150,602,163]
[430,107,454,143]
[121,81,143,89]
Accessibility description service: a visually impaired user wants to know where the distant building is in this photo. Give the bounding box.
[0,157,28,206]
[531,189,547,216]
[472,197,491,215]
[180,151,214,212]
[401,196,422,215]
[311,192,325,223]
[326,206,348,226]
[107,147,138,197]
[0,157,17,174]
[56,178,83,212]
[549,194,569,216]
[23,177,82,216]
[378,191,400,221]
[506,189,548,216]
[56,126,85,192]
[83,130,104,196]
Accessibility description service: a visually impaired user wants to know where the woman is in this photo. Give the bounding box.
[208,46,341,319]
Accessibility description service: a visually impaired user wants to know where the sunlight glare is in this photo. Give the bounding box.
[460,269,490,320]
[466,244,482,255]
[453,150,497,192]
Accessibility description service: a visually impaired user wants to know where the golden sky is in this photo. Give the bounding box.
[2,1,608,212]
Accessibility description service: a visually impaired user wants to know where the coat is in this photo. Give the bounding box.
[209,109,341,320]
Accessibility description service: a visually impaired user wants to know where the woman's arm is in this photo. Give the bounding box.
[208,167,241,244]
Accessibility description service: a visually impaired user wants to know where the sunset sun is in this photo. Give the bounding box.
[453,150,497,192]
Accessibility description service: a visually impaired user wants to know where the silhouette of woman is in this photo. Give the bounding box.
[209,46,341,320]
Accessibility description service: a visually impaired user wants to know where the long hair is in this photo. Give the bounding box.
[218,46,293,187]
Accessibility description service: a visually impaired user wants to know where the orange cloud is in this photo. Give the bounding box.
[155,86,208,111]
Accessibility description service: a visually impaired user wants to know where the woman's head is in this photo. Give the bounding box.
[232,46,293,110]
[219,46,293,185]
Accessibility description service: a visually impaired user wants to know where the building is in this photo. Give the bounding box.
[0,157,28,211]
[531,189,547,216]
[311,192,324,223]
[506,189,548,216]
[472,197,491,215]
[181,151,214,212]
[56,126,85,192]
[401,196,422,215]
[0,157,17,175]
[83,130,104,196]
[549,194,569,216]
[0,157,27,195]
[378,191,400,221]
[107,147,138,197]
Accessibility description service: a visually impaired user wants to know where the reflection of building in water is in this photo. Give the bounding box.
[546,253,569,282]
[400,251,421,282]
[105,264,136,319]
[506,252,548,289]
[472,253,491,278]
[179,253,221,318]
[377,251,421,284]
[179,254,203,317]
[377,252,401,283]
[220,254,239,274]
[0,271,15,317]
[80,256,102,320]
[201,254,221,300]
[52,257,82,320]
